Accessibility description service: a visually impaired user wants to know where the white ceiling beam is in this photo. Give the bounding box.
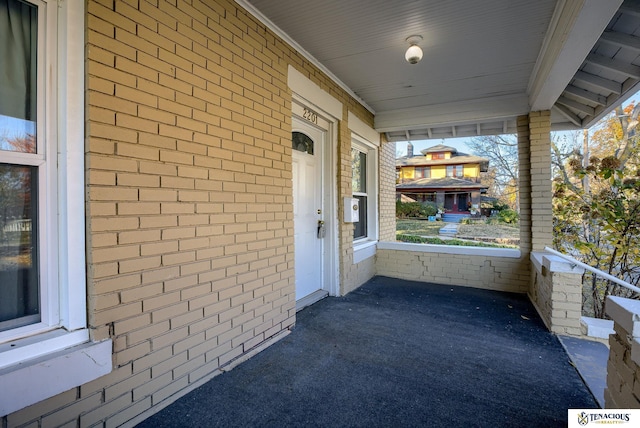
[427,128,432,139]
[600,30,640,52]
[452,126,457,137]
[564,85,607,106]
[528,0,623,111]
[586,53,640,79]
[553,104,583,127]
[557,96,595,116]
[374,94,527,133]
[618,4,640,19]
[573,71,622,94]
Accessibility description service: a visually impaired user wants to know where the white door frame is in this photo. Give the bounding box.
[292,96,339,297]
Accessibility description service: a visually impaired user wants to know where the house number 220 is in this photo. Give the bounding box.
[303,108,318,124]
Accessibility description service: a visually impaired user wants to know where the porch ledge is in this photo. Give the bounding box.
[0,338,112,416]
[606,296,640,366]
[605,296,640,338]
[378,241,521,258]
[530,251,585,274]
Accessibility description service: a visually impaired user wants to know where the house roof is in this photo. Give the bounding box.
[396,177,489,191]
[240,0,634,139]
[396,153,489,167]
[421,144,457,154]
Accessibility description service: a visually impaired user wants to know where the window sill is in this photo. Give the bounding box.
[353,240,377,264]
[0,330,112,416]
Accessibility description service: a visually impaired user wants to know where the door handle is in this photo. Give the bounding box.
[317,220,326,239]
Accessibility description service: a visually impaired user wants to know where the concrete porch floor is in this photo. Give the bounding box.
[136,276,597,427]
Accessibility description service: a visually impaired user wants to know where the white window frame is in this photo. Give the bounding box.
[351,135,378,250]
[0,0,111,415]
[415,166,431,179]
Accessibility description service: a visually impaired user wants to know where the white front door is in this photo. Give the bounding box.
[292,118,325,301]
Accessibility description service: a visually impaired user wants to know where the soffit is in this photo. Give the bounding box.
[553,0,640,129]
[240,0,632,140]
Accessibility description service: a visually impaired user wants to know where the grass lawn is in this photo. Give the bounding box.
[396,218,519,248]
[458,222,519,239]
[396,219,442,236]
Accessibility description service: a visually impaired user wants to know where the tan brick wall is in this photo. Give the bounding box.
[605,323,640,408]
[379,136,397,242]
[527,111,553,251]
[5,0,375,425]
[529,256,582,336]
[376,249,530,293]
[339,119,358,294]
[517,115,532,254]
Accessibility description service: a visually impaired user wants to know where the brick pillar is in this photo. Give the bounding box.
[517,115,532,254]
[529,254,583,335]
[518,111,553,252]
[528,111,553,250]
[604,296,640,408]
[378,137,397,242]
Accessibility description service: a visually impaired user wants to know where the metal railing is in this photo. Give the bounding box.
[544,246,640,294]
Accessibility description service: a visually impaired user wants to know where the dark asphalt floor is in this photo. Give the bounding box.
[136,276,597,428]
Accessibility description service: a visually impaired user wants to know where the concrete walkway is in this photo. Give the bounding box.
[438,223,458,236]
[136,276,597,428]
[559,335,609,408]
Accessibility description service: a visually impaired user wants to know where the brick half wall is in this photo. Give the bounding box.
[377,243,529,293]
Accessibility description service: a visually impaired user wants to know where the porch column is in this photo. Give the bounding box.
[379,138,397,241]
[517,111,553,252]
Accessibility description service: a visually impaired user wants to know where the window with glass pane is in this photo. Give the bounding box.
[415,167,430,179]
[352,148,367,240]
[0,0,41,332]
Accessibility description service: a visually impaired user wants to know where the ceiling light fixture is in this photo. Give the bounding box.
[405,35,424,64]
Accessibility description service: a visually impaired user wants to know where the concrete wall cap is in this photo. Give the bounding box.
[377,241,521,258]
[606,296,640,337]
[542,254,585,274]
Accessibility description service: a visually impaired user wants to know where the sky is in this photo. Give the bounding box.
[0,114,35,151]
[398,137,473,157]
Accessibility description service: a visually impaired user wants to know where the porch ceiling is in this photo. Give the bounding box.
[239,0,640,140]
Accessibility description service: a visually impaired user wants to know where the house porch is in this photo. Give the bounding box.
[134,276,596,427]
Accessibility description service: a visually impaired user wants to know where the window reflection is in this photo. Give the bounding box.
[0,0,38,154]
[0,164,39,330]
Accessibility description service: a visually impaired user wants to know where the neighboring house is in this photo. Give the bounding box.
[396,144,489,214]
[0,0,634,425]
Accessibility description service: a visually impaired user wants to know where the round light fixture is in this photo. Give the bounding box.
[405,35,424,64]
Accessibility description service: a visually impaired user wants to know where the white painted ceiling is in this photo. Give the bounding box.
[240,0,639,141]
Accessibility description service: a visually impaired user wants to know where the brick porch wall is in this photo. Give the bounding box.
[529,254,583,336]
[378,135,397,242]
[605,296,640,408]
[4,0,374,426]
[376,246,530,293]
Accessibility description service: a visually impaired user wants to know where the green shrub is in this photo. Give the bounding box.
[396,233,512,248]
[498,209,519,224]
[421,201,438,217]
[396,201,438,218]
